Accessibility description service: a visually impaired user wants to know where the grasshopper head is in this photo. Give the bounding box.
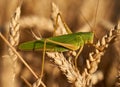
[84,32,94,44]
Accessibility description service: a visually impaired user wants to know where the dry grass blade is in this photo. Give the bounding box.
[0,32,46,87]
[33,78,45,87]
[21,76,32,87]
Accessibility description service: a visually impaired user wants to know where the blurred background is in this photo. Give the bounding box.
[0,0,120,87]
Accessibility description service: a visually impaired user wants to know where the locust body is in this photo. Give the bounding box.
[19,32,94,52]
[18,7,96,82]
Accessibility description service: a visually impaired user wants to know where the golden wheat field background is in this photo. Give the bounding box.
[0,0,120,87]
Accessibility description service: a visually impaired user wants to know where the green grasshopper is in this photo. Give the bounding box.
[19,32,94,52]
[19,13,94,65]
[19,0,99,78]
[19,13,94,79]
[19,31,94,66]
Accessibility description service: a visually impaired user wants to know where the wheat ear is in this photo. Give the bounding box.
[0,5,47,87]
[45,3,84,87]
[0,5,21,87]
[82,24,120,86]
[8,3,21,65]
[47,52,83,87]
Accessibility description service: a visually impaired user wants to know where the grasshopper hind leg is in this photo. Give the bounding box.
[32,39,46,84]
[74,46,84,67]
[40,39,46,78]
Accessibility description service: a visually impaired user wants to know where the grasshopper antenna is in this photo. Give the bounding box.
[93,0,99,29]
[80,0,100,39]
[93,0,100,39]
[80,12,93,31]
